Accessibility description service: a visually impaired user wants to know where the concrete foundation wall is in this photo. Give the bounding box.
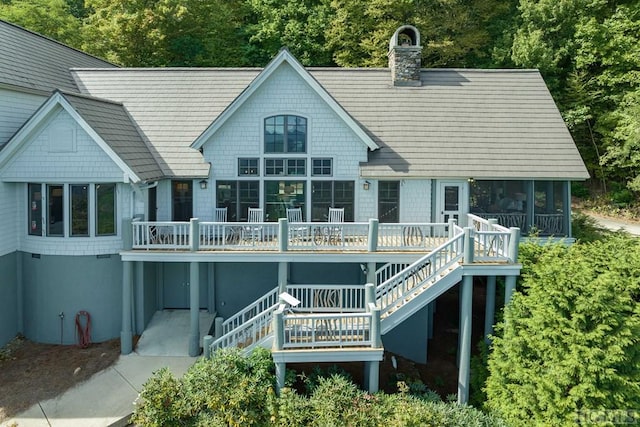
[0,252,18,346]
[21,253,122,344]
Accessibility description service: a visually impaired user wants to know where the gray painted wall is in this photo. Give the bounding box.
[289,263,365,285]
[142,262,158,331]
[214,262,278,319]
[21,253,122,344]
[382,304,429,363]
[0,252,18,346]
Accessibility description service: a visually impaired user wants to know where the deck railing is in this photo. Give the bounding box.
[377,223,448,250]
[287,284,366,313]
[468,214,516,262]
[277,312,374,349]
[131,218,450,252]
[376,224,465,318]
[207,217,521,356]
[375,263,410,286]
[219,287,280,337]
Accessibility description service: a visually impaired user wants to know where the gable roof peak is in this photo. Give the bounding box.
[191,49,379,151]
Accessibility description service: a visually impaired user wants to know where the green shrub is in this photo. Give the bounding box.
[130,367,191,427]
[132,348,506,427]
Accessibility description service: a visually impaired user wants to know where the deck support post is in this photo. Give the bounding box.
[273,309,286,394]
[457,275,473,404]
[364,361,380,393]
[278,262,288,294]
[121,260,133,355]
[484,276,496,345]
[188,261,200,357]
[275,362,286,394]
[365,283,375,309]
[427,301,434,339]
[504,275,516,306]
[366,262,376,285]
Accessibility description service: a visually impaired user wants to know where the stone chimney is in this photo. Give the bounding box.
[388,25,422,86]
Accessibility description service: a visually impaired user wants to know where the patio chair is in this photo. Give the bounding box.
[214,207,227,222]
[286,207,308,241]
[327,207,344,244]
[328,207,344,223]
[246,207,264,242]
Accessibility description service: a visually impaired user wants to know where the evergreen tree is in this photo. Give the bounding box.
[485,237,640,426]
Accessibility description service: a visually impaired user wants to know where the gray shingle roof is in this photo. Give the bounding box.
[72,69,258,178]
[72,66,589,180]
[0,20,115,94]
[312,68,590,179]
[61,92,164,182]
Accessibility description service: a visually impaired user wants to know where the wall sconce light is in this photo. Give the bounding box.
[199,179,208,190]
[363,181,370,191]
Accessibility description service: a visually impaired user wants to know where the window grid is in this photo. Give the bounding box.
[238,158,259,176]
[264,115,307,153]
[312,158,332,176]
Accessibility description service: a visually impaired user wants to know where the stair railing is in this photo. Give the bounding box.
[376,225,465,318]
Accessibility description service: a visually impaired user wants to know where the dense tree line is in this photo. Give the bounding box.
[2,0,639,195]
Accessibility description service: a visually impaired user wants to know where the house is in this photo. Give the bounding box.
[0,21,588,402]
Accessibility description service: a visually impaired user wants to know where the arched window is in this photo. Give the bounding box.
[264,115,307,153]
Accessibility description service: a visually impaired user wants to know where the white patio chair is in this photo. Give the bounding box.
[214,207,227,222]
[327,207,344,244]
[328,207,344,223]
[286,207,308,241]
[246,207,264,242]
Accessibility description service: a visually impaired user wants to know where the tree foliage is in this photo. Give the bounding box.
[0,0,83,47]
[485,237,640,426]
[81,0,251,66]
[512,0,640,193]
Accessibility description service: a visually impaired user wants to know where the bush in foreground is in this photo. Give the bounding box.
[132,347,505,426]
[485,236,640,426]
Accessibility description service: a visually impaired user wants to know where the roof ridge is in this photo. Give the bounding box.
[57,89,124,107]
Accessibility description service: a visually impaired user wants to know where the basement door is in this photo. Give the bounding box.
[162,263,208,309]
[436,181,468,226]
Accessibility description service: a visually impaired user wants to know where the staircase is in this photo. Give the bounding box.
[208,223,472,354]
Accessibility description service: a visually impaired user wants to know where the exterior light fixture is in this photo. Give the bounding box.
[363,181,370,190]
[199,179,208,190]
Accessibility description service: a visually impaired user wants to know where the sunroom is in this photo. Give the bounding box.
[469,179,571,237]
